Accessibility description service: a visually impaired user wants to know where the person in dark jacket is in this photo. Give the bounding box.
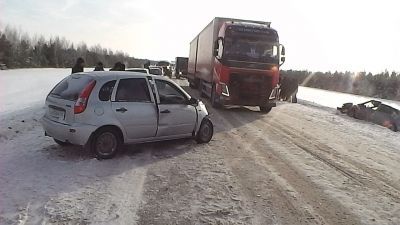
[71,57,85,74]
[110,62,125,71]
[94,61,104,71]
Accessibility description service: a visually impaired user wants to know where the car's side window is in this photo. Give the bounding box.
[99,80,116,101]
[155,80,187,104]
[115,78,151,102]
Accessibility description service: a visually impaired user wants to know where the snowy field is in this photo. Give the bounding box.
[0,68,92,116]
[1,68,400,224]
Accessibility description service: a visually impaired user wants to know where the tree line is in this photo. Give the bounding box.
[0,25,147,68]
[282,70,400,101]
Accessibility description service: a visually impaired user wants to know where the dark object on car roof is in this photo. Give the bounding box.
[337,100,400,132]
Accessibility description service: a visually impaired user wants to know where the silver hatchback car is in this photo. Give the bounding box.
[41,71,213,159]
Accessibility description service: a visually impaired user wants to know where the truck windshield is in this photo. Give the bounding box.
[223,36,278,63]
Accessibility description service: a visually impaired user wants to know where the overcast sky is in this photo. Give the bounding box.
[1,0,399,72]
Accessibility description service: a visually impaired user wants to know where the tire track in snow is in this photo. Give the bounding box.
[210,108,359,225]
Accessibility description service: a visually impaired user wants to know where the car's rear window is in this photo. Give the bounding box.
[50,75,94,101]
[99,80,116,101]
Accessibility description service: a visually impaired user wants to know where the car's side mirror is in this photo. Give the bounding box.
[187,98,199,106]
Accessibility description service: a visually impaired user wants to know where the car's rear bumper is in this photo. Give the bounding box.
[41,116,97,146]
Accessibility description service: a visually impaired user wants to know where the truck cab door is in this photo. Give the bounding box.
[154,79,197,137]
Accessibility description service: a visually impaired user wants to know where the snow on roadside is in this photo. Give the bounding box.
[298,86,400,110]
[0,68,93,116]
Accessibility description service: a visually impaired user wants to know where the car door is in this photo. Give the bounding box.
[154,79,197,137]
[111,78,158,141]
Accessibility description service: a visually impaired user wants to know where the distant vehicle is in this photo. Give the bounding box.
[41,71,214,159]
[187,17,286,112]
[125,68,149,74]
[148,67,163,76]
[149,66,165,76]
[338,100,400,131]
[0,63,7,70]
[175,57,188,79]
[156,61,172,78]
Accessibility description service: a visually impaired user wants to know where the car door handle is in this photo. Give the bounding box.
[116,107,128,113]
[160,109,170,113]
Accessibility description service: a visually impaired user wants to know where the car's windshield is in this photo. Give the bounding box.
[223,36,278,63]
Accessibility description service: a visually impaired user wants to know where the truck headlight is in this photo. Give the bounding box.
[221,83,230,97]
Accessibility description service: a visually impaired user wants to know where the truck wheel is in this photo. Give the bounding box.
[91,127,121,159]
[291,94,298,103]
[198,81,207,98]
[211,84,221,108]
[189,80,195,89]
[196,118,213,143]
[259,106,272,113]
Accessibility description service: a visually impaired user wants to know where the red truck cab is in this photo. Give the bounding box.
[187,17,285,112]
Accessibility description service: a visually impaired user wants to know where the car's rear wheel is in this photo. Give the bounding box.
[196,118,214,143]
[91,128,121,159]
[53,138,72,146]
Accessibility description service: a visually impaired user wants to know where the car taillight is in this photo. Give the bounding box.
[74,80,96,114]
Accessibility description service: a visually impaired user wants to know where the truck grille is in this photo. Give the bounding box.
[229,73,272,99]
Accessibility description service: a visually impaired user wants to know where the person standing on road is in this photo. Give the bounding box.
[110,62,126,71]
[71,57,85,74]
[110,62,121,71]
[94,61,104,71]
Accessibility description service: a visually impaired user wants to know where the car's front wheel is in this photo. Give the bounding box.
[196,118,214,143]
[91,127,121,159]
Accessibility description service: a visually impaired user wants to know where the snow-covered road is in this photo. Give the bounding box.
[1,69,399,224]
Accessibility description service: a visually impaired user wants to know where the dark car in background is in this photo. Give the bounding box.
[148,67,163,76]
[338,100,400,131]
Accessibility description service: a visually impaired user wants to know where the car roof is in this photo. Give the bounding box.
[126,68,148,71]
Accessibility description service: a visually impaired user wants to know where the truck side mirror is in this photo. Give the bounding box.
[279,44,286,66]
